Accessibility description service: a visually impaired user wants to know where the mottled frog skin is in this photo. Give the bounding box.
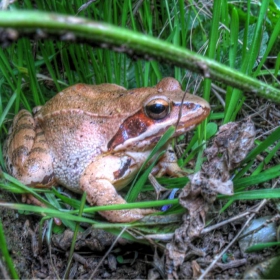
[3,78,210,222]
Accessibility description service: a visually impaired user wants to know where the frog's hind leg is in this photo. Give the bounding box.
[3,109,55,190]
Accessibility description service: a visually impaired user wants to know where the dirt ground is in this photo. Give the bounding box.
[0,195,153,279]
[0,187,279,279]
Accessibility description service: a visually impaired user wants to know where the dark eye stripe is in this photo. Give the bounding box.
[108,109,153,150]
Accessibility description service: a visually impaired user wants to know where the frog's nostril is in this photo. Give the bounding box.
[186,103,195,110]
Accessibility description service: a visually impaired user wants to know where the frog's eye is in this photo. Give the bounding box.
[144,98,170,120]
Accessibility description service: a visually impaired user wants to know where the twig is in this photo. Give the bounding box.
[238,214,280,240]
[0,259,10,279]
[201,205,259,234]
[136,204,259,241]
[89,226,127,279]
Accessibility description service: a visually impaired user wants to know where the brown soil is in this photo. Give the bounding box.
[1,187,279,279]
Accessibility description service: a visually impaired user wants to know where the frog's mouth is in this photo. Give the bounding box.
[173,103,210,135]
[108,101,210,152]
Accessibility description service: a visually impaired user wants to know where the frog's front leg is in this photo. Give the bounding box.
[3,110,55,198]
[152,144,186,177]
[146,145,186,200]
[80,155,155,223]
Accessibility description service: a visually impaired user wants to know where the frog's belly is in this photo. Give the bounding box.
[51,148,95,192]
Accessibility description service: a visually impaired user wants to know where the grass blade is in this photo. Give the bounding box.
[0,221,19,279]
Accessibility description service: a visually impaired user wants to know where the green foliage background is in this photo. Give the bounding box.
[0,0,280,278]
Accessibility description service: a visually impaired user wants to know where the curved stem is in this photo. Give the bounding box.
[0,10,279,102]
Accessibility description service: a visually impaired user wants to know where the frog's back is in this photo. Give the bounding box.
[39,84,124,116]
[39,83,156,118]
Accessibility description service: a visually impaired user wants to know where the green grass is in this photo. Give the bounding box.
[0,0,280,278]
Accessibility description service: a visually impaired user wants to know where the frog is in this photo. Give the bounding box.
[3,77,210,222]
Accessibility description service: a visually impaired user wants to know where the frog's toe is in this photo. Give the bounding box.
[22,194,62,225]
[22,193,46,207]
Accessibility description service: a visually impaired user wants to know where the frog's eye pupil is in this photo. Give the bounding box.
[149,103,165,114]
[145,98,170,120]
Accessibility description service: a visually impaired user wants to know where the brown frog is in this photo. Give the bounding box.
[3,78,210,222]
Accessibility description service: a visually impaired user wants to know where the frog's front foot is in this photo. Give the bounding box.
[152,145,187,177]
